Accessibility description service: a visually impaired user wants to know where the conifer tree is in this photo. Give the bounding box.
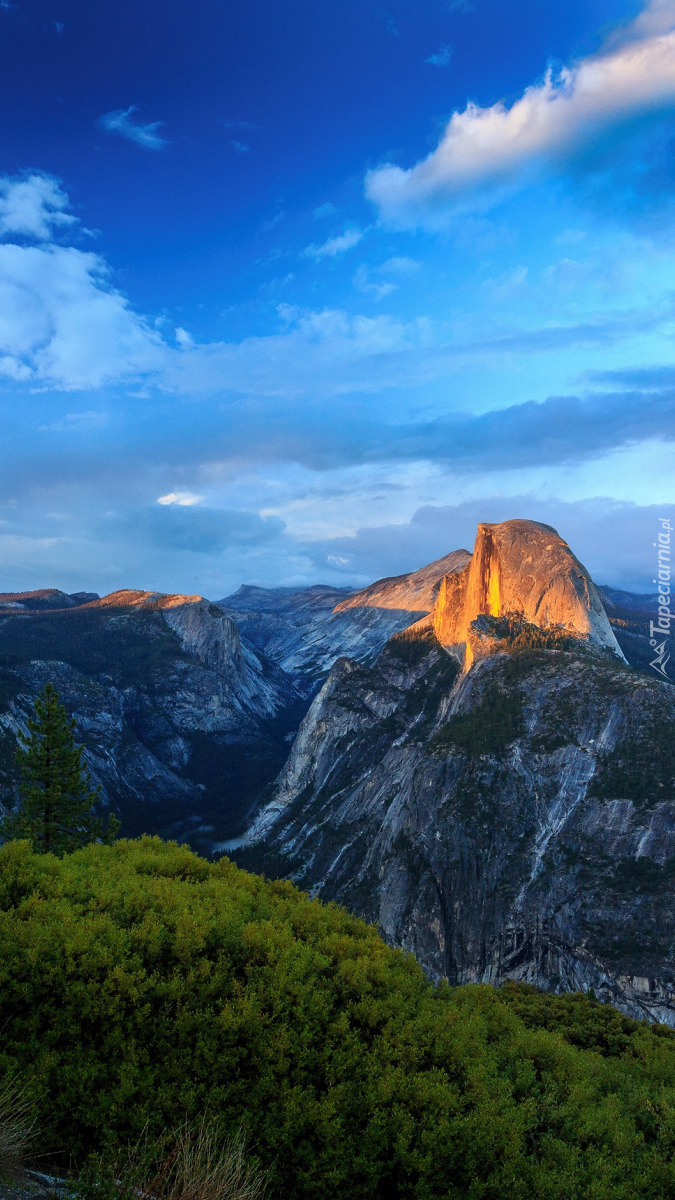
[1,682,119,855]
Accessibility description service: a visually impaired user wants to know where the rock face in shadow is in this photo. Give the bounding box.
[598,586,662,673]
[432,520,623,668]
[241,519,674,1024]
[0,590,303,853]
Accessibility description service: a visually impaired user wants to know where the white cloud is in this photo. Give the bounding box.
[156,491,204,506]
[0,172,166,388]
[0,173,420,395]
[99,106,168,151]
[367,0,675,226]
[303,227,365,259]
[0,174,77,240]
[0,240,164,389]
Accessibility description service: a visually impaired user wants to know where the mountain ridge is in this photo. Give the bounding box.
[218,550,470,687]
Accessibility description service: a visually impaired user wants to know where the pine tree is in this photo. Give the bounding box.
[1,682,119,855]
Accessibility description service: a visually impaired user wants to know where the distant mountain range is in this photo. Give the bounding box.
[1,521,673,1023]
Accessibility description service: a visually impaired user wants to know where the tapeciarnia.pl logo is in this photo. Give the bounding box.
[650,517,672,680]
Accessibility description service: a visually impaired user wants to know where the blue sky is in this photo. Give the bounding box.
[0,0,674,596]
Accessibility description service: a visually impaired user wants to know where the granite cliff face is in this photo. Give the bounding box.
[431,520,623,668]
[243,520,675,1023]
[220,550,469,688]
[0,590,302,852]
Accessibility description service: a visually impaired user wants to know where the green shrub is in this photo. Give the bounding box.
[2,839,675,1198]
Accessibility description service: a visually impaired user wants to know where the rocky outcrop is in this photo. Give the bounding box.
[432,520,623,668]
[221,551,470,688]
[243,629,675,1024]
[333,549,470,615]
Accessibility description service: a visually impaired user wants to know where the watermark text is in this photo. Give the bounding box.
[650,516,672,680]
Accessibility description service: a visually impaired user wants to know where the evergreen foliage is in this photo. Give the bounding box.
[0,683,118,855]
[385,627,440,667]
[430,682,524,756]
[2,839,675,1198]
[590,714,675,806]
[469,612,579,655]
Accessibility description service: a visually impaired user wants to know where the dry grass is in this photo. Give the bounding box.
[0,1077,36,1183]
[86,1119,268,1200]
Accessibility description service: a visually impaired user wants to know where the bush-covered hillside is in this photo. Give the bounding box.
[2,838,675,1199]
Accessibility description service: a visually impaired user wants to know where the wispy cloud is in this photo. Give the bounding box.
[426,44,453,67]
[378,256,421,276]
[99,106,169,151]
[313,202,339,220]
[303,227,365,259]
[0,173,77,240]
[353,265,397,299]
[367,0,675,226]
[0,171,164,389]
[353,257,419,299]
[231,140,250,154]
